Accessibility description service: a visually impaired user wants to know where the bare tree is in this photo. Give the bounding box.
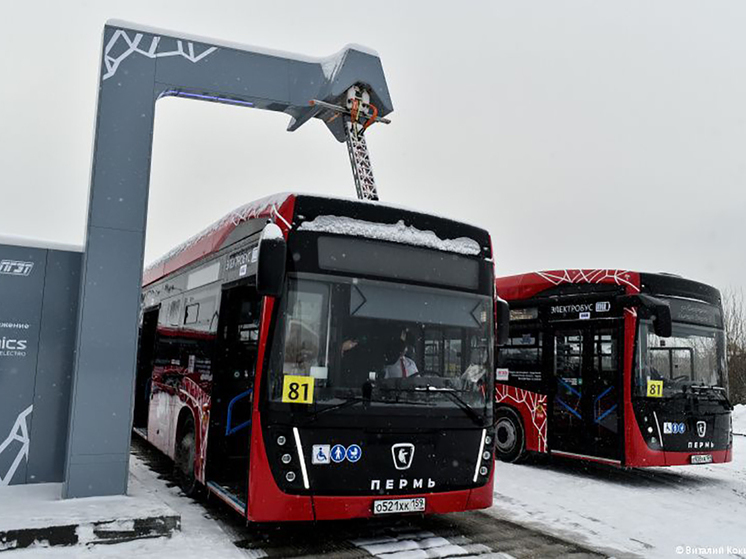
[722,287,746,404]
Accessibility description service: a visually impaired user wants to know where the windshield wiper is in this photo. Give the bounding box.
[681,384,733,410]
[300,396,367,426]
[300,382,393,425]
[412,386,486,427]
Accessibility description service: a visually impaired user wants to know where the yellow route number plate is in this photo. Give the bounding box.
[282,375,314,404]
[646,379,663,398]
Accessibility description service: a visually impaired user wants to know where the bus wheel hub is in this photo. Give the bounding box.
[496,418,516,452]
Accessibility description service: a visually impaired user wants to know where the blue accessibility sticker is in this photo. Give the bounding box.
[346,444,362,463]
[330,444,346,463]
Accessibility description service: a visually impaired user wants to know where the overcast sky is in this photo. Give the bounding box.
[2,1,745,292]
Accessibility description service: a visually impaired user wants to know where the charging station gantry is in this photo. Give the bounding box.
[0,21,392,498]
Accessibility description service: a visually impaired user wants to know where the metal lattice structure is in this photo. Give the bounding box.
[311,84,390,201]
[345,122,378,201]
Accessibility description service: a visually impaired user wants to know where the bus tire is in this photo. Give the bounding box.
[494,407,525,463]
[174,416,200,497]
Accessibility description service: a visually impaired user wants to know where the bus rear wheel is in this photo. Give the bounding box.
[495,408,525,463]
[174,418,200,497]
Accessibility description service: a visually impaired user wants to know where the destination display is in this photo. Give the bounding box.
[665,297,722,328]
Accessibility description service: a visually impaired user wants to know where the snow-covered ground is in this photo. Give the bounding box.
[4,455,249,559]
[7,406,746,558]
[489,421,746,559]
[733,404,746,436]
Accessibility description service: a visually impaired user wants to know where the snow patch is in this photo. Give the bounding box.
[489,436,746,558]
[733,404,746,435]
[106,20,377,69]
[298,215,481,256]
[260,222,283,241]
[0,234,84,253]
[0,483,171,533]
[1,454,251,558]
[320,51,345,80]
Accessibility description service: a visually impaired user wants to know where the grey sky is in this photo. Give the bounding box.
[2,1,745,291]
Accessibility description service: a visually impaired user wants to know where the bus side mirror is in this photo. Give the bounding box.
[652,301,672,338]
[256,223,286,298]
[617,294,672,338]
[496,297,510,346]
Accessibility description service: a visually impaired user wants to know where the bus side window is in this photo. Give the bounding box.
[498,331,543,386]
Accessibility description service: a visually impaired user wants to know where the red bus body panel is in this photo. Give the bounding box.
[495,385,548,453]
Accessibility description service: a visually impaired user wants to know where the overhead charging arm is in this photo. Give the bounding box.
[311,85,392,200]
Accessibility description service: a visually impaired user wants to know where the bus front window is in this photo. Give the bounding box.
[636,320,726,397]
[270,276,493,411]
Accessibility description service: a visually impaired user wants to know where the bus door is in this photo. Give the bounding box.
[550,322,622,461]
[134,306,159,432]
[206,285,262,504]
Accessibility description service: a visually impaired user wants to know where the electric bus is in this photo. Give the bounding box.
[133,193,504,522]
[493,269,732,467]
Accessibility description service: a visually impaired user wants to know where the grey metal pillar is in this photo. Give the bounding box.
[64,21,393,498]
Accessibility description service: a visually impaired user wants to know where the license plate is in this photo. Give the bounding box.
[691,454,713,464]
[373,497,426,515]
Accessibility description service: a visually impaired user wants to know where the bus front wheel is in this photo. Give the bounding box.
[494,408,525,463]
[174,418,200,497]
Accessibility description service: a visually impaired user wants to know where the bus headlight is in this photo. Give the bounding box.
[480,466,489,476]
[281,453,292,464]
[277,435,287,446]
[286,471,296,483]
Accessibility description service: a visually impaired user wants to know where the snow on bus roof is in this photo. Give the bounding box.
[143,192,487,285]
[298,215,481,256]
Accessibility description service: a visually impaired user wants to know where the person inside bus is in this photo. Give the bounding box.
[341,332,378,387]
[384,337,419,379]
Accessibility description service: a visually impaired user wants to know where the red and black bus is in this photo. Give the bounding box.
[493,269,733,467]
[134,193,501,521]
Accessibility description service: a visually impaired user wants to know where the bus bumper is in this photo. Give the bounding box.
[626,447,732,467]
[312,471,495,521]
[247,469,494,522]
[313,469,494,520]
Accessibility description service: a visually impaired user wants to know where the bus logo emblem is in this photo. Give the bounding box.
[697,421,707,438]
[392,443,415,470]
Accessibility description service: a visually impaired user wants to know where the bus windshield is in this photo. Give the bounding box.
[269,276,493,413]
[636,320,726,397]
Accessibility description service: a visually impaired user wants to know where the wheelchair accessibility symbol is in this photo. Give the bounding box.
[312,444,330,465]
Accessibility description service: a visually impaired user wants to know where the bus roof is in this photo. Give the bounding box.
[143,193,295,286]
[143,192,492,287]
[496,269,641,301]
[496,269,720,305]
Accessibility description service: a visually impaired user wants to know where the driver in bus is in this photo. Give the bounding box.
[384,337,418,379]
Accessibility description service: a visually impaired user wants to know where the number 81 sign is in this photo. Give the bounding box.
[282,375,315,404]
[646,379,663,398]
